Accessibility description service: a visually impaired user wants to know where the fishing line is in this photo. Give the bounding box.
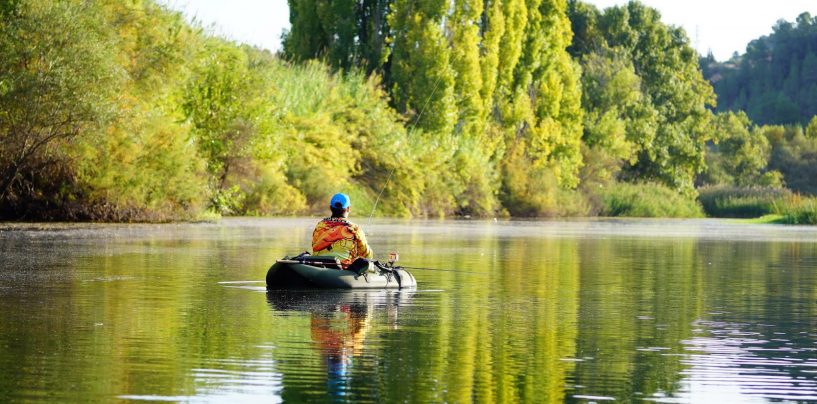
[367,73,445,227]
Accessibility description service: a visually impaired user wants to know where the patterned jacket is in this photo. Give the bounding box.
[311,217,373,266]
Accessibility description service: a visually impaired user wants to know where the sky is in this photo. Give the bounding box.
[160,0,817,61]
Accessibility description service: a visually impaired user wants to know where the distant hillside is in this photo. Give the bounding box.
[701,13,817,125]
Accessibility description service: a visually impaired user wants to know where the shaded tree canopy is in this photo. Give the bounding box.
[702,12,817,126]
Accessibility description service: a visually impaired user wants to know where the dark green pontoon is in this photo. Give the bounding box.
[266,254,416,290]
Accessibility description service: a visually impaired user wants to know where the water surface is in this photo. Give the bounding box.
[1,218,816,402]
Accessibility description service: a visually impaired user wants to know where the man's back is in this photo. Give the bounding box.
[312,217,373,266]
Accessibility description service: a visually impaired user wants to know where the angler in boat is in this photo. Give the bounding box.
[266,193,416,289]
[311,193,374,271]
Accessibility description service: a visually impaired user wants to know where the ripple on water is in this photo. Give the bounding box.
[676,320,817,402]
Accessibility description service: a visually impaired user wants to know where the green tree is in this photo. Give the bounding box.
[183,41,259,212]
[449,0,485,140]
[807,116,817,139]
[388,0,457,136]
[570,1,716,192]
[283,0,391,73]
[764,124,817,195]
[704,112,777,187]
[578,46,657,186]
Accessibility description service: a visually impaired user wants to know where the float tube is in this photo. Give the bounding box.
[266,253,416,290]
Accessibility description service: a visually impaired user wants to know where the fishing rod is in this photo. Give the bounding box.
[377,253,485,275]
[396,265,486,275]
[367,73,445,227]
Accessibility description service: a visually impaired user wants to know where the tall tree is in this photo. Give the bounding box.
[503,0,583,185]
[448,0,485,140]
[388,0,457,136]
[284,0,391,73]
[570,1,715,192]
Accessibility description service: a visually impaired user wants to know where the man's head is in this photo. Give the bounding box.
[329,193,351,218]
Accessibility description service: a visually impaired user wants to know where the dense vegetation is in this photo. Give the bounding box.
[0,0,424,220]
[695,11,817,223]
[701,13,817,126]
[0,0,815,222]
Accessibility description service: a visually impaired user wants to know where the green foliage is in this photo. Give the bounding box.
[698,186,793,218]
[449,0,485,141]
[807,116,817,139]
[497,0,585,211]
[597,182,703,218]
[777,197,817,225]
[70,0,209,221]
[285,0,586,217]
[699,112,779,188]
[704,13,817,126]
[570,1,716,193]
[5,0,810,222]
[388,0,457,136]
[578,46,658,186]
[283,0,391,73]
[0,0,120,213]
[762,124,817,195]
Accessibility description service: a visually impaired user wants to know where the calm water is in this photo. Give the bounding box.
[1,218,817,403]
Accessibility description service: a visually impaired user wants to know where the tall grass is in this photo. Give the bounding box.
[777,197,817,225]
[697,186,817,224]
[596,183,703,218]
[697,186,793,218]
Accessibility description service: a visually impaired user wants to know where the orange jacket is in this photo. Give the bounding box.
[311,217,373,266]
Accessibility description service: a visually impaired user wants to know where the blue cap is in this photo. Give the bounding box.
[330,193,350,209]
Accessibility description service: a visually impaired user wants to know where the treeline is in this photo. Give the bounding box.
[694,13,817,222]
[285,0,816,221]
[0,0,814,221]
[702,13,817,126]
[285,0,721,217]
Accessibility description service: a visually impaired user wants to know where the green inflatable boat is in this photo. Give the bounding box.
[266,254,417,290]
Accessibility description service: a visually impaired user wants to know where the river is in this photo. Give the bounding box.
[1,218,816,402]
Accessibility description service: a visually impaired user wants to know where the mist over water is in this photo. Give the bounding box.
[1,218,816,402]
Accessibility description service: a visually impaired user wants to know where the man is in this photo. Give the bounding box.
[312,193,373,269]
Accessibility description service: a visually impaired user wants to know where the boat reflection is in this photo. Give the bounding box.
[266,290,415,399]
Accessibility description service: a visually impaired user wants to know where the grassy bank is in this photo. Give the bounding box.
[699,186,817,224]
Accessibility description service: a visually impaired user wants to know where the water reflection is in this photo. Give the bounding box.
[266,290,413,402]
[1,218,817,402]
